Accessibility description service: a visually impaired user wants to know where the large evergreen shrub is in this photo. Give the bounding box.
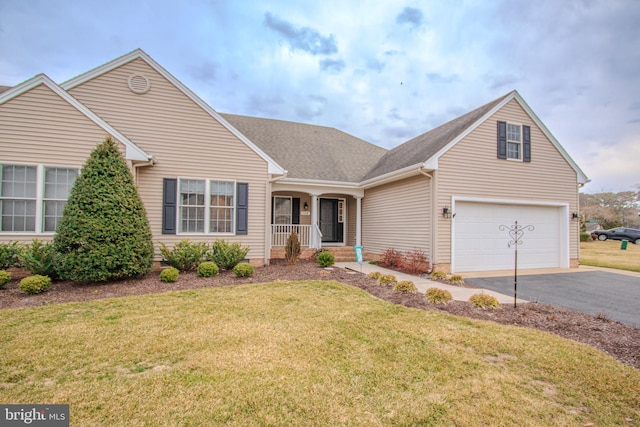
[53,136,154,281]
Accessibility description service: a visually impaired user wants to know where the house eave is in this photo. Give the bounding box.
[359,163,428,189]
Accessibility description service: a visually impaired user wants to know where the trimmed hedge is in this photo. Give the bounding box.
[0,270,11,287]
[197,261,219,278]
[19,275,51,294]
[234,262,254,277]
[160,268,179,283]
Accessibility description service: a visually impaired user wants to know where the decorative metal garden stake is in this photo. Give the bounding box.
[498,221,535,308]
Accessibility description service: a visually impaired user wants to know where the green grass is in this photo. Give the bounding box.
[581,240,640,272]
[1,281,639,426]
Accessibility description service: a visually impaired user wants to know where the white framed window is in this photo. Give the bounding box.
[337,200,344,223]
[506,123,522,160]
[273,196,292,224]
[0,164,79,233]
[43,167,78,232]
[178,178,235,234]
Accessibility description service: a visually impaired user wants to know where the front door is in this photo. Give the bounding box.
[319,198,344,243]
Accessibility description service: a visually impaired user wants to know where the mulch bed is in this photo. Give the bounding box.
[1,260,638,370]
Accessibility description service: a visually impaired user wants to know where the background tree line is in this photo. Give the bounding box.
[579,186,640,230]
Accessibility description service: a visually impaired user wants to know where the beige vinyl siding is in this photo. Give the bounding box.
[362,174,431,255]
[68,59,270,261]
[435,98,579,265]
[0,84,123,244]
[346,196,357,246]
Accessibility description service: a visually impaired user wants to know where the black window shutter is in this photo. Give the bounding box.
[236,182,248,235]
[271,197,275,225]
[523,125,531,162]
[497,121,507,159]
[162,178,177,234]
[292,198,300,225]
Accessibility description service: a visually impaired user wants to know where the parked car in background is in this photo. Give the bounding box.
[591,228,640,244]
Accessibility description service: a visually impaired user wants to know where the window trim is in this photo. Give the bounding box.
[506,122,523,161]
[176,177,237,235]
[0,162,79,234]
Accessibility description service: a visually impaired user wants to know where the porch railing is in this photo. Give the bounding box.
[271,224,322,248]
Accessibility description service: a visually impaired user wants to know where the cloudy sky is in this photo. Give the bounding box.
[1,0,638,194]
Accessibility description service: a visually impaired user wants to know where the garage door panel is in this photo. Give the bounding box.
[454,202,562,272]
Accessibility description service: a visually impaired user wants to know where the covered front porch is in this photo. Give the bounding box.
[268,182,363,261]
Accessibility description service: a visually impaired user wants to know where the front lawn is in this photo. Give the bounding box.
[580,239,640,272]
[1,281,639,426]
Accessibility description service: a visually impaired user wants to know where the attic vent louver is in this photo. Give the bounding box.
[127,74,150,94]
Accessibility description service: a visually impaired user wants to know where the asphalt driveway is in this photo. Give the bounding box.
[466,270,640,327]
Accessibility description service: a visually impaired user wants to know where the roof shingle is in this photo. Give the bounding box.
[221,114,387,182]
[362,92,512,180]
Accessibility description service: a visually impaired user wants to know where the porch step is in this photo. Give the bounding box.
[325,247,356,262]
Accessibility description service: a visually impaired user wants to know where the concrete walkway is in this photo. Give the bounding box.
[335,262,525,304]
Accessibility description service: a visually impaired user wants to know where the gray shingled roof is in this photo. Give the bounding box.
[362,91,513,180]
[221,114,387,182]
[0,85,12,94]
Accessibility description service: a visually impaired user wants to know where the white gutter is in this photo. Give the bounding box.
[359,162,427,189]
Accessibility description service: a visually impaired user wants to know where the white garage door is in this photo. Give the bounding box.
[453,202,564,272]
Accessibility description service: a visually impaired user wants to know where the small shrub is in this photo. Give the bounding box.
[160,268,179,283]
[316,251,335,267]
[234,262,254,277]
[377,274,397,286]
[0,270,11,287]
[380,248,401,268]
[285,229,301,264]
[19,239,58,279]
[469,293,500,309]
[429,271,448,281]
[160,239,208,271]
[18,275,51,294]
[197,261,219,278]
[425,287,453,304]
[400,249,429,274]
[206,239,250,270]
[0,241,21,269]
[393,280,417,293]
[366,271,382,280]
[580,232,591,242]
[448,274,464,285]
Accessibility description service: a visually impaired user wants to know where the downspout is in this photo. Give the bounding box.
[265,172,289,265]
[419,168,435,273]
[132,157,157,186]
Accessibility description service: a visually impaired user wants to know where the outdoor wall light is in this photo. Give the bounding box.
[303,202,309,211]
[442,207,451,218]
[572,212,580,220]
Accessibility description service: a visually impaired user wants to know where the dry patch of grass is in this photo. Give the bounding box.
[1,281,639,426]
[581,240,640,272]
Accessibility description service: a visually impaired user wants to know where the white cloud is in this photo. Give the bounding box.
[0,0,638,192]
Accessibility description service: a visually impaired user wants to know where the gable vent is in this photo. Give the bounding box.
[127,74,150,94]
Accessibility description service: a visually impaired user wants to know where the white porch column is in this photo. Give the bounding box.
[310,194,319,248]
